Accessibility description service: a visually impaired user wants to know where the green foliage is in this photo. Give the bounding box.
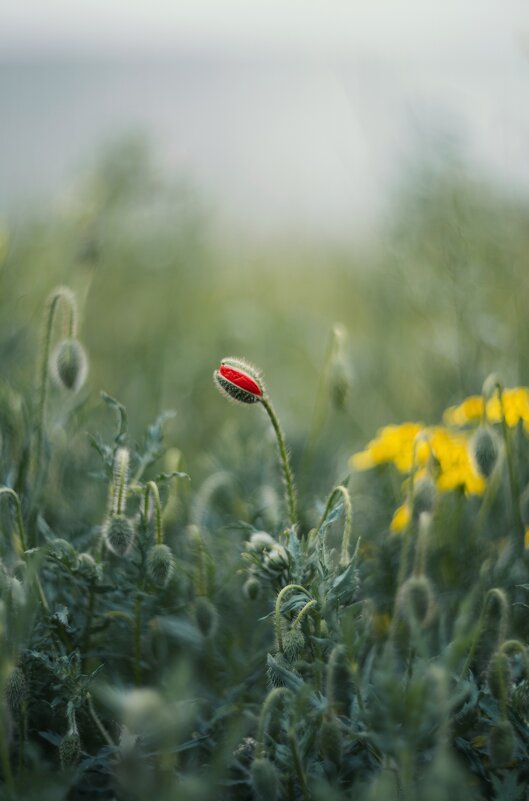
[2,145,529,799]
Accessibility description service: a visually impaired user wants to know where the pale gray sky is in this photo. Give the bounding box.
[2,1,529,239]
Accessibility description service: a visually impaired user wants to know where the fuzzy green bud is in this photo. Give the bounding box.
[76,552,101,583]
[103,514,135,556]
[396,575,436,628]
[5,667,28,711]
[251,757,279,801]
[194,597,219,639]
[243,576,261,601]
[59,731,81,768]
[48,538,78,569]
[472,426,500,478]
[282,627,305,662]
[411,476,436,520]
[488,720,514,766]
[487,651,512,703]
[50,338,88,392]
[146,543,174,589]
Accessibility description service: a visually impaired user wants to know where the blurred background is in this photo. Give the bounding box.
[2,0,529,490]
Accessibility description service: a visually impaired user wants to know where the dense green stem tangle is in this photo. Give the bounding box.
[256,687,292,758]
[35,287,78,479]
[0,487,27,554]
[260,397,298,530]
[317,484,352,566]
[485,377,524,553]
[274,584,309,653]
[144,481,163,544]
[460,587,509,679]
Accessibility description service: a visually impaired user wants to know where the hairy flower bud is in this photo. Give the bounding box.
[5,667,28,711]
[412,476,436,520]
[59,731,81,768]
[76,553,101,583]
[146,543,174,589]
[103,514,135,556]
[487,651,512,703]
[50,338,88,392]
[282,627,305,662]
[213,357,264,405]
[512,679,529,722]
[472,425,500,478]
[243,576,261,601]
[194,597,219,639]
[251,757,279,801]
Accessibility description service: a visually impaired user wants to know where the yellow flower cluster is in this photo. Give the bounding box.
[350,423,485,495]
[444,387,529,429]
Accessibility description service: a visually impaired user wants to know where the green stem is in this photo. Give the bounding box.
[275,584,308,653]
[0,488,27,554]
[145,481,163,544]
[459,587,509,679]
[261,398,298,529]
[255,687,291,757]
[18,702,27,773]
[81,589,96,670]
[0,702,14,795]
[292,599,317,629]
[497,386,524,554]
[35,288,77,482]
[288,727,311,801]
[114,448,129,516]
[87,693,115,747]
[134,593,142,686]
[317,484,352,565]
[302,327,340,473]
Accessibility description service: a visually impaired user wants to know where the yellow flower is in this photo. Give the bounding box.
[351,422,485,496]
[350,422,425,473]
[429,427,485,495]
[486,387,529,428]
[443,387,529,430]
[524,527,529,550]
[390,502,411,533]
[443,395,483,426]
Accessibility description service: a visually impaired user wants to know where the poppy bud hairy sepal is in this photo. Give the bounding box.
[147,543,174,588]
[103,514,135,557]
[213,357,264,405]
[50,337,88,393]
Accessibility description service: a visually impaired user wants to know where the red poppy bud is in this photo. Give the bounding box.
[213,357,265,405]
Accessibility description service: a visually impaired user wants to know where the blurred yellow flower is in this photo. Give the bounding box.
[350,422,425,473]
[443,395,483,426]
[487,387,529,428]
[443,387,529,430]
[390,502,411,533]
[351,422,485,497]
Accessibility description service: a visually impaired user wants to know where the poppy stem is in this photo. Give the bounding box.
[261,397,298,529]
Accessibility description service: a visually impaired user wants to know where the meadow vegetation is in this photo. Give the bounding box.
[1,142,529,799]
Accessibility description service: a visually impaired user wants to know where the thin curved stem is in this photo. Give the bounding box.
[292,599,317,629]
[261,398,298,529]
[275,584,308,653]
[35,288,77,480]
[459,587,509,679]
[0,487,27,554]
[144,481,163,544]
[317,484,352,566]
[255,687,291,757]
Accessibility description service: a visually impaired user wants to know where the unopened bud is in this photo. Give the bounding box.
[488,720,514,766]
[213,357,265,405]
[251,757,279,801]
[103,514,135,556]
[5,667,27,711]
[51,338,88,392]
[59,731,81,768]
[146,543,174,589]
[243,576,261,601]
[194,597,219,639]
[472,426,500,478]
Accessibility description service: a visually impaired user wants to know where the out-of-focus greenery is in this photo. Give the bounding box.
[3,140,529,484]
[2,139,529,800]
